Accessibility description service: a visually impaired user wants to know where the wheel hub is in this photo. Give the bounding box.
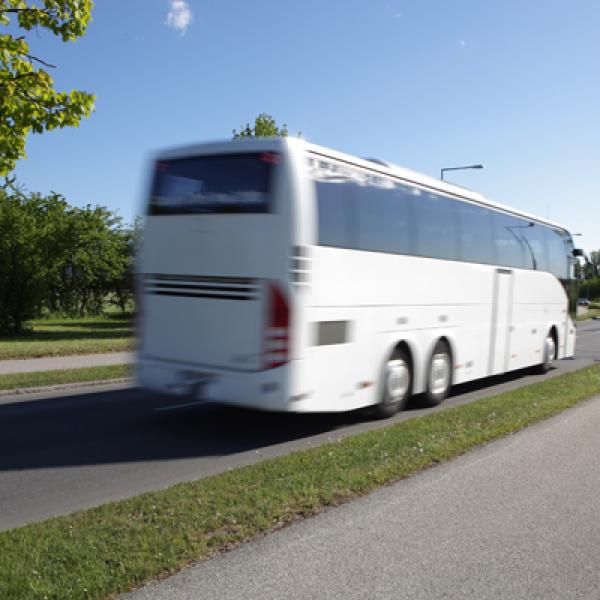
[386,359,409,403]
[544,336,556,365]
[429,353,450,396]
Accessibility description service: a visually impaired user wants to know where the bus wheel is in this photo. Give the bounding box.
[534,331,556,374]
[423,340,452,407]
[374,348,412,419]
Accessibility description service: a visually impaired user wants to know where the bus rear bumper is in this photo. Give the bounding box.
[137,357,290,412]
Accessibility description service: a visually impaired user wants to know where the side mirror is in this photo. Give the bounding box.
[573,248,583,257]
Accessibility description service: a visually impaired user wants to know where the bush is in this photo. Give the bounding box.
[580,278,600,301]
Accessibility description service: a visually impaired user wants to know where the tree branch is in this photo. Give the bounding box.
[23,53,56,68]
[0,8,42,14]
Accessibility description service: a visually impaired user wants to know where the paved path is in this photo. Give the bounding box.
[0,351,133,375]
[124,395,600,600]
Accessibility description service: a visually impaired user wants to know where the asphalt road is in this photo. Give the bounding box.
[1,320,598,531]
[124,394,600,600]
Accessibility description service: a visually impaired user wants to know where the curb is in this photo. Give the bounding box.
[0,377,135,398]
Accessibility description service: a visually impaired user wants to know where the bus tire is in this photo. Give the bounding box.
[374,347,412,419]
[534,331,556,374]
[422,340,452,407]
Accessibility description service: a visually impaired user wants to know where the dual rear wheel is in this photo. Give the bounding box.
[374,340,452,419]
[376,330,557,418]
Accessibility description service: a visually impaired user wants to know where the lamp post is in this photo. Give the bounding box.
[440,164,483,181]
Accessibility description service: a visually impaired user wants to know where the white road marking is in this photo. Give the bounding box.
[155,400,207,412]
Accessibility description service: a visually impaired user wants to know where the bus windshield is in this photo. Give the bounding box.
[149,153,277,215]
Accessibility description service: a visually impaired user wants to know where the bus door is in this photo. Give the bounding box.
[488,268,514,375]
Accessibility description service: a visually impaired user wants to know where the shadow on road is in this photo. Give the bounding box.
[0,365,551,472]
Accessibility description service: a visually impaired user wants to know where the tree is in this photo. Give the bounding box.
[232,113,288,139]
[590,250,600,278]
[0,1,95,175]
[108,216,142,314]
[0,184,52,332]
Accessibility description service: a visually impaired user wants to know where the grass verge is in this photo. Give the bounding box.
[0,364,132,392]
[0,316,134,360]
[1,364,600,599]
[576,308,600,321]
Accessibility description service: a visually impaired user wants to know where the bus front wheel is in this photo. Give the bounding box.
[534,331,556,374]
[374,347,412,419]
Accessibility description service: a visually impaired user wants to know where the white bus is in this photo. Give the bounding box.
[137,137,578,417]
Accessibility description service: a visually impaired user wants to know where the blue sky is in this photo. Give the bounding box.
[11,0,600,252]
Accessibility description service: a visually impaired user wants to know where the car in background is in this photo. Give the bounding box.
[578,297,590,306]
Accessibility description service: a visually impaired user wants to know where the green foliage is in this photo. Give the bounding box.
[0,363,131,391]
[0,1,95,175]
[0,184,139,334]
[0,184,52,332]
[232,113,288,138]
[580,277,600,301]
[108,216,142,314]
[0,315,134,359]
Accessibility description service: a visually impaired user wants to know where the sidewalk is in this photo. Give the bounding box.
[0,351,134,375]
[123,395,600,600]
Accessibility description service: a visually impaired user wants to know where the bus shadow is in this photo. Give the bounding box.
[0,388,368,472]
[0,364,559,472]
[405,366,548,412]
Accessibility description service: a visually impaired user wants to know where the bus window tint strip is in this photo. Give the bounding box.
[314,162,572,280]
[149,153,275,215]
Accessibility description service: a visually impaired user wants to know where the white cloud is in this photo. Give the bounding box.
[166,0,193,35]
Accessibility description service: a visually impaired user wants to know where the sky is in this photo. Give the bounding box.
[10,0,600,253]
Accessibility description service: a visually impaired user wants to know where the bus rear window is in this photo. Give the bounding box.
[149,153,277,215]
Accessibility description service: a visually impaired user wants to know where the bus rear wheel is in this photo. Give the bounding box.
[374,347,412,419]
[422,340,452,407]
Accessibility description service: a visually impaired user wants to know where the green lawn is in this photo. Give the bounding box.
[0,316,135,360]
[1,364,599,600]
[0,364,132,391]
[576,308,600,321]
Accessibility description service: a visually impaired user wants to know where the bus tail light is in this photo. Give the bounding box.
[264,282,289,369]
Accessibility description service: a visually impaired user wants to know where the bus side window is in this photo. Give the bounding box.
[355,182,415,255]
[411,191,460,261]
[519,223,549,272]
[457,202,495,264]
[315,180,355,249]
[491,213,532,269]
[545,228,571,279]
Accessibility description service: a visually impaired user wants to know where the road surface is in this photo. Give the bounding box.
[0,320,598,531]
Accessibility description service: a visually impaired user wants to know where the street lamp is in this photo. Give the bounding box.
[440,164,483,181]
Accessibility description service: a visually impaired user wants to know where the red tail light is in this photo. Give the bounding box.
[264,282,289,369]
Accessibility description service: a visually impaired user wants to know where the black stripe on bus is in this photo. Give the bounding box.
[148,273,255,285]
[151,291,255,301]
[148,283,258,293]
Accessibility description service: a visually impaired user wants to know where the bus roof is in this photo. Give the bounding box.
[153,137,570,234]
[300,139,569,233]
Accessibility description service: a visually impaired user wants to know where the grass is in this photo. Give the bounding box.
[0,365,599,599]
[0,364,132,392]
[576,308,600,321]
[0,315,134,360]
